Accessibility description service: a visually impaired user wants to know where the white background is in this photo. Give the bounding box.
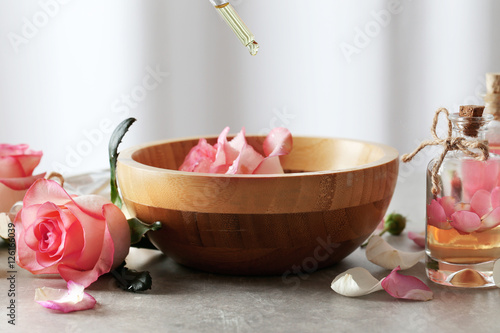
[1,0,499,175]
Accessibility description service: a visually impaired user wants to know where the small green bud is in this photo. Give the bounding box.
[383,213,407,236]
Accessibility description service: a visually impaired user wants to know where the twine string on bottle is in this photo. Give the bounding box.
[401,107,489,196]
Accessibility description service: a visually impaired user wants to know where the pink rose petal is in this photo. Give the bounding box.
[179,127,292,175]
[262,127,293,157]
[35,280,96,313]
[0,144,42,177]
[23,178,73,207]
[15,154,43,176]
[381,266,433,301]
[470,189,493,218]
[227,128,247,157]
[491,187,500,209]
[479,207,500,232]
[437,196,456,219]
[462,160,500,201]
[227,143,264,174]
[253,156,284,174]
[454,202,471,212]
[103,203,131,269]
[0,156,27,178]
[254,128,293,174]
[210,127,235,173]
[407,231,425,248]
[179,138,217,173]
[427,199,452,230]
[0,173,46,191]
[450,211,482,234]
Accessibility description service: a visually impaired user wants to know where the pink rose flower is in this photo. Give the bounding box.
[0,144,45,212]
[15,179,130,287]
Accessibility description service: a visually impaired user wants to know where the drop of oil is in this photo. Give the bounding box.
[247,41,259,56]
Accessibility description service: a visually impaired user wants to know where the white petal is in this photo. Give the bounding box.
[35,281,96,313]
[366,235,425,270]
[331,267,384,297]
[494,259,500,288]
[0,213,10,240]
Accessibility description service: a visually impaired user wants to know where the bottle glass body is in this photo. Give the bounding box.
[425,114,500,287]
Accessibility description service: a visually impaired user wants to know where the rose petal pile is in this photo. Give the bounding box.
[15,179,131,287]
[427,186,500,234]
[0,144,45,212]
[179,127,293,174]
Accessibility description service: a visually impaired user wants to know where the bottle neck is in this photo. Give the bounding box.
[450,113,493,141]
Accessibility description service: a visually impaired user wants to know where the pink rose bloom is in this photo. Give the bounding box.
[15,179,130,287]
[0,144,45,213]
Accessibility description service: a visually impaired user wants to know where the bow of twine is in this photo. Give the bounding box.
[401,108,489,196]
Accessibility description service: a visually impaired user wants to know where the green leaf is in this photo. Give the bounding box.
[109,118,137,208]
[128,218,162,244]
[111,261,152,292]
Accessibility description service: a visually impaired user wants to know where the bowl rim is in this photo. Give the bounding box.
[117,135,399,178]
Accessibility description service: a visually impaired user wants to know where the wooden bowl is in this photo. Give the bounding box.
[117,136,399,275]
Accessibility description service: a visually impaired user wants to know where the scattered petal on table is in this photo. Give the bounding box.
[35,281,96,313]
[494,259,500,288]
[366,235,425,270]
[407,231,425,248]
[331,267,383,297]
[381,267,433,301]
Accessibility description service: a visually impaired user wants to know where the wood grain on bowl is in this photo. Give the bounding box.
[117,136,399,275]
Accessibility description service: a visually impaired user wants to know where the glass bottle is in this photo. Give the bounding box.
[484,73,500,154]
[425,112,500,288]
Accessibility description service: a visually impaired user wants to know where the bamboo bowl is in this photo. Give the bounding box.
[117,136,399,275]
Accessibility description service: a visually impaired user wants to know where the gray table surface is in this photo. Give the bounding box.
[1,170,500,333]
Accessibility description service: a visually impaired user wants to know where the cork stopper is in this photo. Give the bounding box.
[486,73,500,94]
[459,105,484,137]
